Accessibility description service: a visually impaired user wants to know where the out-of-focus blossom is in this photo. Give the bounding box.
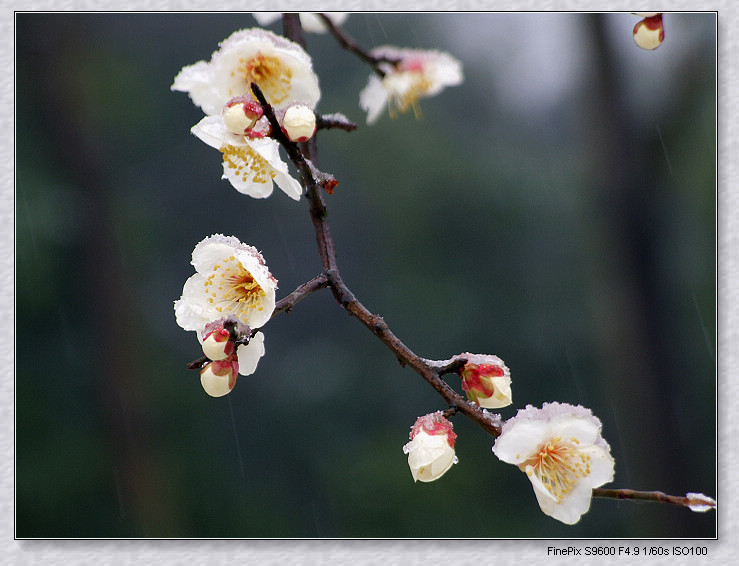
[359,46,463,125]
[252,12,349,33]
[492,402,615,524]
[172,28,320,115]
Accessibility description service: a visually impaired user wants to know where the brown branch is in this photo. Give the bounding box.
[318,13,400,77]
[593,488,716,511]
[273,273,330,315]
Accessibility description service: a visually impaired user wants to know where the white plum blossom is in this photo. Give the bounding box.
[252,12,349,33]
[175,234,277,333]
[191,114,302,200]
[403,412,458,482]
[492,402,615,525]
[172,28,320,115]
[359,46,463,125]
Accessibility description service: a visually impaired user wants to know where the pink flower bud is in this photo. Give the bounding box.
[200,356,239,397]
[403,412,457,482]
[222,96,264,135]
[458,353,512,409]
[633,14,664,50]
[202,327,234,361]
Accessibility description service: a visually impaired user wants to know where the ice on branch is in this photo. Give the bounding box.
[191,114,302,200]
[252,12,348,33]
[359,46,463,125]
[171,28,320,116]
[175,234,277,333]
[492,402,615,524]
[686,492,717,513]
[632,14,665,50]
[403,412,458,483]
[457,353,513,409]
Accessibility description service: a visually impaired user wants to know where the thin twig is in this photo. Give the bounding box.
[592,488,716,511]
[273,273,330,315]
[318,13,400,77]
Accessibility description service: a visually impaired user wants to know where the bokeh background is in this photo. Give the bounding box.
[16,12,716,538]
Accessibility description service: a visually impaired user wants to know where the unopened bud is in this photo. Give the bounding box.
[202,327,234,361]
[282,104,316,142]
[633,14,664,50]
[200,357,239,397]
[223,96,264,135]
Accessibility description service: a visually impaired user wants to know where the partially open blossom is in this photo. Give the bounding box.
[492,402,615,524]
[252,12,348,33]
[458,353,512,409]
[175,234,277,333]
[172,28,320,116]
[191,114,302,200]
[359,46,463,125]
[403,412,458,482]
[282,104,316,142]
[633,14,665,50]
[200,356,239,397]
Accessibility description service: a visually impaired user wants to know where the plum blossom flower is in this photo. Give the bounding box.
[403,412,458,482]
[457,353,513,409]
[191,114,302,200]
[252,12,348,33]
[492,402,615,524]
[175,234,277,333]
[172,28,320,116]
[632,13,665,50]
[359,46,463,125]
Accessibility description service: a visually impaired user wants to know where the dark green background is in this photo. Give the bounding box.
[16,12,716,538]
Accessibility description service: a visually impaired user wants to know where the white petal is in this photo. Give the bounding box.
[174,274,211,332]
[492,419,550,464]
[191,115,246,150]
[359,76,389,125]
[237,332,265,375]
[172,61,224,116]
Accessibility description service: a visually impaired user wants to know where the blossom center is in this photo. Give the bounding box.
[204,255,267,317]
[239,53,293,106]
[221,144,277,185]
[522,436,592,502]
[385,71,433,119]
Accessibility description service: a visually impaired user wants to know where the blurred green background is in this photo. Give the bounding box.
[16,12,716,538]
